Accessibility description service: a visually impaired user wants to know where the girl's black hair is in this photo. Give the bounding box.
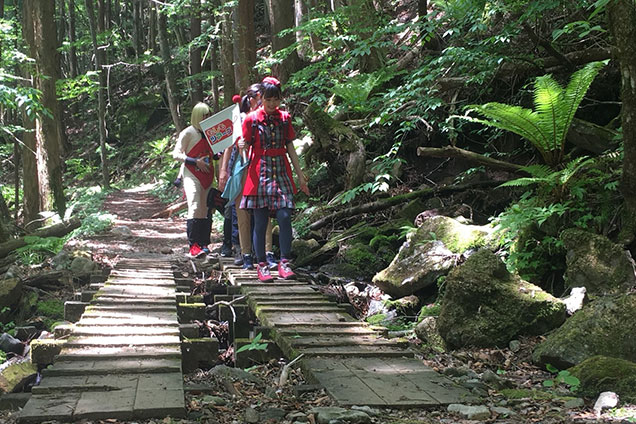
[240,83,262,114]
[261,80,282,99]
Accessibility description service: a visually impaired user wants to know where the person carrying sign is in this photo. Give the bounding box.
[240,77,309,282]
[172,102,215,258]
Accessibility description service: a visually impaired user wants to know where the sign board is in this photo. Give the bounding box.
[200,104,242,154]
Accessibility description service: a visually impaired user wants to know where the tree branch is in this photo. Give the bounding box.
[417,145,528,174]
[309,180,503,231]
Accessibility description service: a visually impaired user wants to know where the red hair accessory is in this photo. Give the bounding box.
[232,95,241,104]
[262,76,281,87]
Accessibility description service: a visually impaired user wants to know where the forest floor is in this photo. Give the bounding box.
[1,185,634,424]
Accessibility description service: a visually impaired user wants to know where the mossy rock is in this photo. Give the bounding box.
[418,215,494,253]
[437,250,566,349]
[532,294,636,368]
[568,355,636,402]
[562,229,636,295]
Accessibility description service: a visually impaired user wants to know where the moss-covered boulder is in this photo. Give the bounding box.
[569,355,636,402]
[437,250,566,349]
[0,278,23,314]
[562,229,636,295]
[372,216,493,298]
[533,294,636,368]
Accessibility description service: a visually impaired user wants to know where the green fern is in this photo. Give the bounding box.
[499,156,595,198]
[462,61,606,167]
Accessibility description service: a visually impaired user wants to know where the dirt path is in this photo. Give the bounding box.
[67,184,222,268]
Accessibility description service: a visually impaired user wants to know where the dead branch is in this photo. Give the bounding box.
[309,180,503,231]
[0,217,81,259]
[417,145,528,174]
[151,200,187,218]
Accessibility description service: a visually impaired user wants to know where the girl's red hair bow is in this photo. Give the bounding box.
[262,76,281,87]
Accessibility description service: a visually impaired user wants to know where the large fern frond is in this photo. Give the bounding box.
[557,155,593,186]
[467,103,551,155]
[560,61,606,145]
[533,75,563,154]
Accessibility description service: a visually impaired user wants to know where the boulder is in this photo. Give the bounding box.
[533,294,636,368]
[0,357,37,394]
[562,229,636,295]
[415,316,446,352]
[569,355,636,403]
[372,216,493,298]
[0,278,22,313]
[69,256,97,278]
[437,250,566,349]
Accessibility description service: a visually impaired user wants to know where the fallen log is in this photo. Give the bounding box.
[23,270,67,289]
[309,180,503,231]
[0,217,81,259]
[151,200,187,218]
[416,145,528,174]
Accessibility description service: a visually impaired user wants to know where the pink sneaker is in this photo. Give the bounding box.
[257,262,274,282]
[189,243,206,258]
[278,259,296,280]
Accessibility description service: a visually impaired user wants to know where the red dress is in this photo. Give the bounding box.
[240,107,296,212]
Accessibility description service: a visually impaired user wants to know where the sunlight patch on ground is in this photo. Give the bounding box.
[123,182,162,193]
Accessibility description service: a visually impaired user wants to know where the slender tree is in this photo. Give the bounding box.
[85,0,110,188]
[191,0,204,104]
[68,0,79,78]
[157,4,184,133]
[209,2,221,112]
[608,0,636,244]
[220,0,236,105]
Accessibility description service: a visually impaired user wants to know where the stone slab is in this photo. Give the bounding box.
[18,392,80,423]
[42,359,182,376]
[57,345,182,361]
[303,357,474,407]
[66,334,181,347]
[73,387,136,420]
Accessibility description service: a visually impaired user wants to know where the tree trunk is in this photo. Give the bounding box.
[608,0,636,245]
[22,119,40,228]
[68,0,79,78]
[0,217,81,259]
[304,0,322,54]
[58,0,66,57]
[190,0,203,104]
[265,0,301,83]
[236,0,255,90]
[157,5,184,133]
[303,103,366,190]
[23,0,67,217]
[85,0,110,188]
[210,39,221,111]
[148,1,156,53]
[220,0,236,105]
[132,0,142,58]
[209,9,220,112]
[13,138,20,221]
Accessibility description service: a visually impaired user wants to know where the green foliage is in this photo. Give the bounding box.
[36,299,65,330]
[236,332,268,353]
[543,363,580,392]
[417,303,441,320]
[65,158,99,183]
[71,213,114,239]
[16,236,65,265]
[462,61,607,167]
[57,72,99,101]
[331,70,393,114]
[491,154,621,283]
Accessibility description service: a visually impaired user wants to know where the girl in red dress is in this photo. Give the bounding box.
[240,77,309,281]
[172,102,214,257]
